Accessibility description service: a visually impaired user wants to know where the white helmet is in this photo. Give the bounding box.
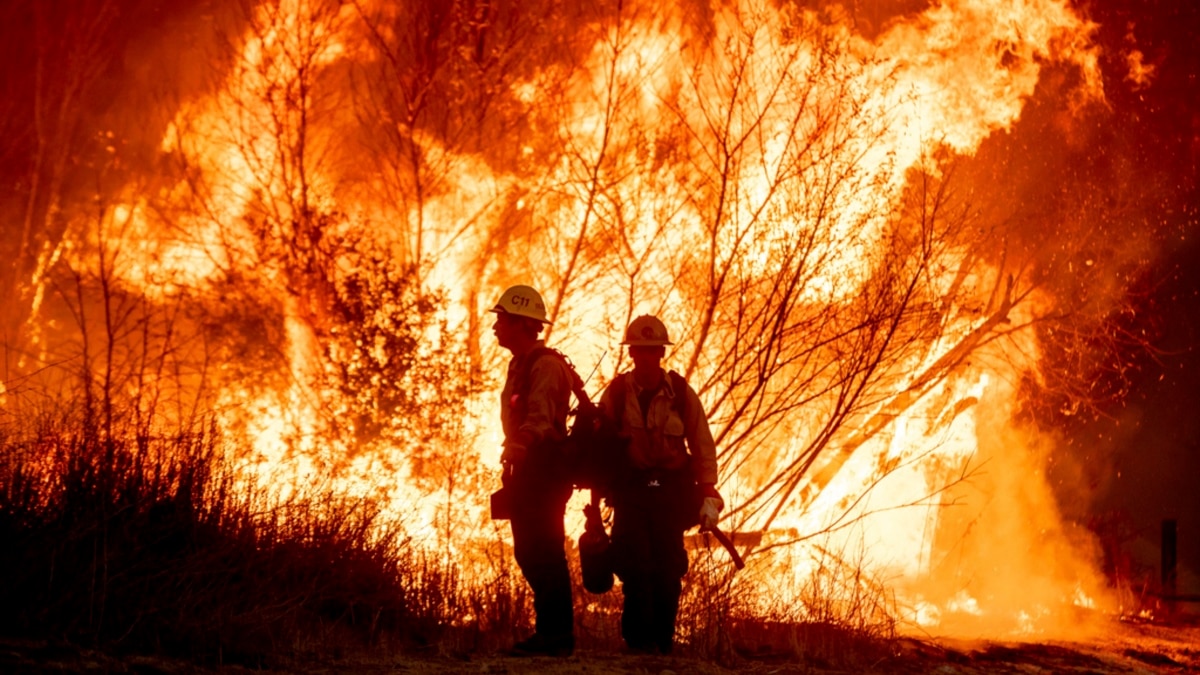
[489,285,551,324]
[621,315,672,346]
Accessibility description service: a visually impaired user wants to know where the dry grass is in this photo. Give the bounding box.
[0,413,899,669]
[674,540,898,668]
[0,417,437,666]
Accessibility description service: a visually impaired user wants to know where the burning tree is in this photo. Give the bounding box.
[0,0,1173,643]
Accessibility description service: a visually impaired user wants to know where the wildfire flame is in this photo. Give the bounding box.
[13,0,1140,640]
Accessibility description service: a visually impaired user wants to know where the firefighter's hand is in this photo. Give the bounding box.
[501,442,528,465]
[698,483,723,530]
[699,497,722,530]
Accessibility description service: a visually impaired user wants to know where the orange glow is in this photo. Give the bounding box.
[39,0,1129,641]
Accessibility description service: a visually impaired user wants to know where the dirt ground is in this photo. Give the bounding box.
[3,619,1197,674]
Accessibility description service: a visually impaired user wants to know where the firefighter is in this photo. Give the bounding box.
[490,284,576,657]
[599,314,723,655]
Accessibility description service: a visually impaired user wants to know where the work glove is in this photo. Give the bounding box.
[697,483,724,530]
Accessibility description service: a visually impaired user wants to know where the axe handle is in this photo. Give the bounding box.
[705,526,745,570]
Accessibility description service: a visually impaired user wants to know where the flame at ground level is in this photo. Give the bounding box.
[727,346,1116,638]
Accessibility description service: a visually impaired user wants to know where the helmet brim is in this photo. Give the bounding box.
[489,305,552,325]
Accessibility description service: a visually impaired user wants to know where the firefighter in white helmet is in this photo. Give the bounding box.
[598,314,723,654]
[489,284,576,657]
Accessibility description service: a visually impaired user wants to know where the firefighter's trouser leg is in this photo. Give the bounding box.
[511,478,574,640]
[611,474,690,652]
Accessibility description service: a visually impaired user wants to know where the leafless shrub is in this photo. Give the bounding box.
[673,538,896,666]
[0,410,433,665]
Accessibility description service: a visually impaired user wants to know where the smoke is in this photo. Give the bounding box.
[1058,0,1197,590]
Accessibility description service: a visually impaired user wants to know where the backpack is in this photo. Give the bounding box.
[514,347,627,491]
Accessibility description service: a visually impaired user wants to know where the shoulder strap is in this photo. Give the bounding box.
[610,373,627,423]
[668,370,688,420]
[609,371,686,426]
[515,346,553,402]
[517,346,592,410]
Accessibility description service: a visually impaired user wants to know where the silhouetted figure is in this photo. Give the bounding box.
[599,315,724,654]
[489,285,575,657]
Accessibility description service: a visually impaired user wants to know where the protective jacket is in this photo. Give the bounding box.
[500,340,573,455]
[600,368,717,485]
